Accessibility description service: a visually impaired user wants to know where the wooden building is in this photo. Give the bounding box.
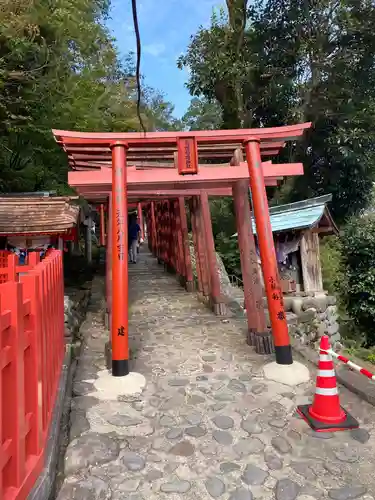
[234,194,338,294]
[0,192,80,252]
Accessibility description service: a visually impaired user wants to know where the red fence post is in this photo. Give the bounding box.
[28,252,40,267]
[0,281,26,492]
[7,254,17,282]
[20,270,43,459]
[38,259,48,432]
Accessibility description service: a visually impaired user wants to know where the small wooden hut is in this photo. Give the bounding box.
[0,192,80,252]
[233,194,338,294]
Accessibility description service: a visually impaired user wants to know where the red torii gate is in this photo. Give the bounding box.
[53,123,311,377]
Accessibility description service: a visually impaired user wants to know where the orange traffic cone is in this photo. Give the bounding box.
[297,335,359,432]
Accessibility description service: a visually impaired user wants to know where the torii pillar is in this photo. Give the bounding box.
[111,142,129,376]
[244,138,309,385]
[101,143,146,393]
[233,179,266,335]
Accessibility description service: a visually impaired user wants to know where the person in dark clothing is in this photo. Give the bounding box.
[128,215,141,263]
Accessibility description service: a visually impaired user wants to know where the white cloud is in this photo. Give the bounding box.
[143,43,166,57]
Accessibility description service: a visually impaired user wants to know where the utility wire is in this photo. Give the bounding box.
[131,0,146,133]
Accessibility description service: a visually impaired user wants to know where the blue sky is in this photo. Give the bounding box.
[106,0,224,118]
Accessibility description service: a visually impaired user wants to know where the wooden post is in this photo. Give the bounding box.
[166,200,173,271]
[193,196,211,299]
[169,201,176,272]
[137,202,144,241]
[151,201,157,256]
[110,142,129,376]
[190,198,204,295]
[145,204,152,252]
[245,138,292,365]
[157,202,164,264]
[200,191,226,315]
[179,197,194,291]
[100,203,106,246]
[85,212,92,264]
[57,237,64,252]
[162,201,168,264]
[174,200,183,281]
[300,230,323,293]
[233,179,266,335]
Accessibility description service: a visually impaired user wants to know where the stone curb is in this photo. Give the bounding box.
[292,337,375,407]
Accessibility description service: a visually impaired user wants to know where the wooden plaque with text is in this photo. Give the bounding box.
[176,137,198,175]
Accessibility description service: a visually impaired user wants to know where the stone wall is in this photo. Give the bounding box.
[189,240,341,348]
[284,294,341,348]
[64,285,92,341]
[189,242,245,312]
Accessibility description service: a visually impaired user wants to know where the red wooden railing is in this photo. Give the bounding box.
[0,250,65,500]
[0,250,54,284]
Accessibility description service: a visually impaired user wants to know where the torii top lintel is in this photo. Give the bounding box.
[52,123,311,169]
[52,123,311,200]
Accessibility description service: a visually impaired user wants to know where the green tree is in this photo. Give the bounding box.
[181,97,222,131]
[0,0,177,193]
[341,214,375,346]
[179,0,375,223]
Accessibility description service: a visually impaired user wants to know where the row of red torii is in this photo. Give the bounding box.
[53,123,312,377]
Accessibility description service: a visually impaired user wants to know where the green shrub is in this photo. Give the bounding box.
[215,232,241,278]
[341,214,375,346]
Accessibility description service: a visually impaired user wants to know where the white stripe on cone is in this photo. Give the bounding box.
[317,369,336,377]
[320,354,331,362]
[315,387,339,396]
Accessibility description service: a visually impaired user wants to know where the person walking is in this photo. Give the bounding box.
[128,215,141,263]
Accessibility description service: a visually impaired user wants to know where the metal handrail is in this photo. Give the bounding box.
[228,274,243,288]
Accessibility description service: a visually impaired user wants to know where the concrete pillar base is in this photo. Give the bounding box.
[212,302,227,316]
[246,329,257,346]
[92,369,146,399]
[263,360,310,386]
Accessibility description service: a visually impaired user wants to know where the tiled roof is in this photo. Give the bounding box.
[0,196,80,235]
[233,195,338,237]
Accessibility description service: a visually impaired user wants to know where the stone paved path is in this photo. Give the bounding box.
[57,249,375,500]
